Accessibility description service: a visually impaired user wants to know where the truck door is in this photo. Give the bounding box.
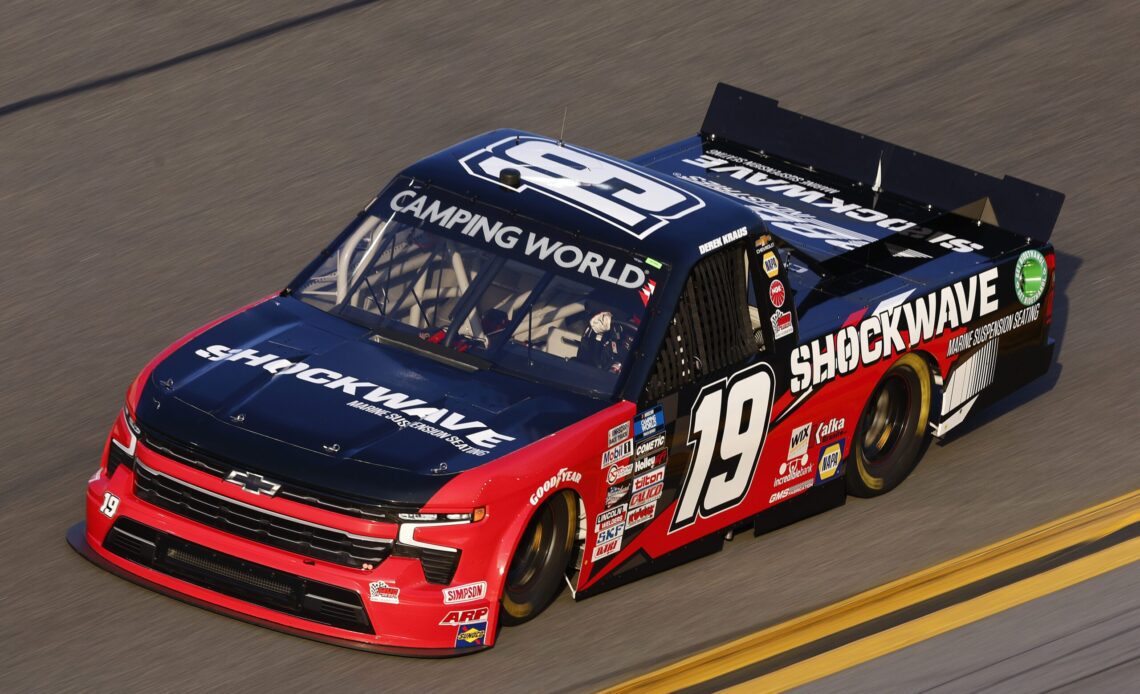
[632,237,788,541]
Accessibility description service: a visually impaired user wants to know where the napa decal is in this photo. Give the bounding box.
[192,345,514,454]
[790,269,1001,393]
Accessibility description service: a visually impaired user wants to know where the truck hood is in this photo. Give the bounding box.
[135,297,606,505]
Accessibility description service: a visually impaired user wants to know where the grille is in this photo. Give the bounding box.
[104,518,373,633]
[139,426,410,522]
[133,461,391,570]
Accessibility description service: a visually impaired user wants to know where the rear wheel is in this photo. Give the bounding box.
[500,490,577,625]
[848,353,934,497]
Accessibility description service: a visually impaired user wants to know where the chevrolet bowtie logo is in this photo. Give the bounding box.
[224,470,281,496]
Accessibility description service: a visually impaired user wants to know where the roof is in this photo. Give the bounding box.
[395,129,760,270]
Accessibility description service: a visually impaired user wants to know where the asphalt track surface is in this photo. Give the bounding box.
[1,1,1137,691]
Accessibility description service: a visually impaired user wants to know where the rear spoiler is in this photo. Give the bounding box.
[701,83,1064,241]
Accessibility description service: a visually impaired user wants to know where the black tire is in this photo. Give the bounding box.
[847,353,934,497]
[500,490,577,625]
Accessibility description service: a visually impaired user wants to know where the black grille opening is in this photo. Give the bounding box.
[133,462,391,570]
[105,443,135,478]
[392,544,460,585]
[104,518,373,634]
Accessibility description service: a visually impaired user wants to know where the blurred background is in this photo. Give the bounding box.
[1,1,1136,691]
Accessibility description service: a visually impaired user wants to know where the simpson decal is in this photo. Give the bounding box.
[443,582,488,605]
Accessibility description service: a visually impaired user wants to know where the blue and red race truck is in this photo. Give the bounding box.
[72,84,1062,654]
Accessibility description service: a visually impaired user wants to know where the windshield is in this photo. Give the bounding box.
[294,184,665,397]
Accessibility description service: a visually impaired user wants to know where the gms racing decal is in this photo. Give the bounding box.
[192,345,514,453]
[790,268,1001,393]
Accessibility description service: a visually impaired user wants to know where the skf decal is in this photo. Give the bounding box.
[529,468,582,506]
[790,269,1000,393]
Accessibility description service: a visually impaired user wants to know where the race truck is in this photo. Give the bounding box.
[71,83,1063,655]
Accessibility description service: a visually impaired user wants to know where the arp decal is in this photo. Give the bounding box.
[670,362,775,532]
[440,607,490,626]
[459,136,705,239]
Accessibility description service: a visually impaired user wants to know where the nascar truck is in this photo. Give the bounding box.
[71,83,1063,654]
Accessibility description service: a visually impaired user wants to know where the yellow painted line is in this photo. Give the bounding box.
[727,536,1140,692]
[601,489,1140,694]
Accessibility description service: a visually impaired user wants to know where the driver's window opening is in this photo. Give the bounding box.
[644,244,753,401]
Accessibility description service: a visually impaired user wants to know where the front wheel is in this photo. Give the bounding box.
[500,490,577,625]
[847,353,934,497]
